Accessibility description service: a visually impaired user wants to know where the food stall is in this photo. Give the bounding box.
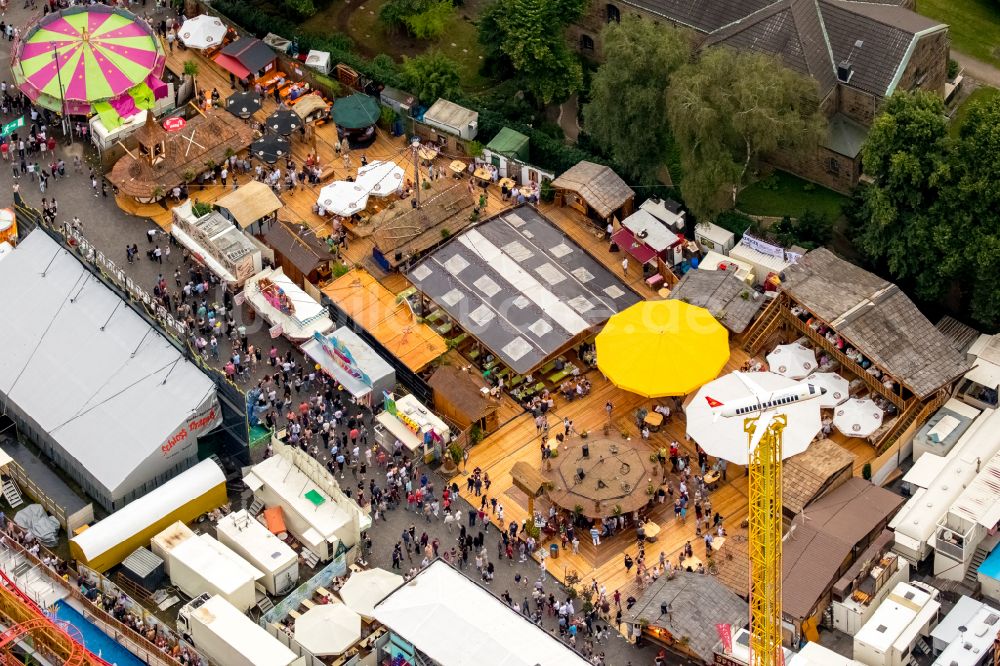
[612,209,685,269]
[301,327,395,407]
[243,267,333,342]
[376,392,451,461]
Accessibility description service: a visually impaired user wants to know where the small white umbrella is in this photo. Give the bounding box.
[686,371,823,465]
[294,603,361,656]
[356,160,404,198]
[339,568,403,619]
[767,343,817,380]
[178,15,227,50]
[317,181,369,217]
[805,372,850,408]
[834,398,884,438]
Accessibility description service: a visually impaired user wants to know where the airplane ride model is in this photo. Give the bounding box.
[705,373,827,418]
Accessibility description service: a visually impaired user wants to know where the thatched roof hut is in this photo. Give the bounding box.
[552,161,634,220]
[108,109,255,200]
[371,180,475,269]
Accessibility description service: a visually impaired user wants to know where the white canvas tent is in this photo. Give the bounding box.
[294,603,361,656]
[0,232,221,511]
[374,560,590,666]
[305,50,331,74]
[338,568,402,619]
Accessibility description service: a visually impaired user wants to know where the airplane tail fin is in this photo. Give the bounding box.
[705,396,723,408]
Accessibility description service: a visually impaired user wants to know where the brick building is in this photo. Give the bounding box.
[572,0,949,192]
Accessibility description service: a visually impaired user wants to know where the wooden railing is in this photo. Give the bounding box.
[874,389,949,455]
[785,314,906,410]
[742,293,785,355]
[0,537,182,666]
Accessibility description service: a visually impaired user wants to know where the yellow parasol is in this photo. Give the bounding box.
[596,300,729,397]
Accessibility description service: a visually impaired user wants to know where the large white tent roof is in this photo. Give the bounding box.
[294,603,361,656]
[374,560,590,666]
[0,232,218,498]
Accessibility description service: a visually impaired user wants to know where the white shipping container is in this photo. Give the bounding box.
[177,594,302,666]
[216,510,299,596]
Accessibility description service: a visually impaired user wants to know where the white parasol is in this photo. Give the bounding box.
[804,372,850,408]
[338,567,404,619]
[356,160,404,198]
[317,181,369,217]
[833,398,884,438]
[178,15,227,50]
[766,343,818,379]
[294,603,361,656]
[687,371,822,465]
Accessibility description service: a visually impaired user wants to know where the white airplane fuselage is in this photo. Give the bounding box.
[708,382,826,418]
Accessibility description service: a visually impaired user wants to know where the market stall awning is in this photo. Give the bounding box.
[294,603,361,656]
[338,568,403,620]
[213,52,250,80]
[611,227,657,265]
[215,181,281,228]
[596,300,729,397]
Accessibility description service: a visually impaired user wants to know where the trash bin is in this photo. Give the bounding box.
[550,543,559,559]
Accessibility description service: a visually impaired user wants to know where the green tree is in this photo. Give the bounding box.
[478,0,587,104]
[666,48,825,220]
[380,0,454,39]
[855,91,953,301]
[583,16,690,181]
[183,60,199,95]
[400,51,462,104]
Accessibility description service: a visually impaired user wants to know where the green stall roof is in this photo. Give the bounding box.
[486,127,529,161]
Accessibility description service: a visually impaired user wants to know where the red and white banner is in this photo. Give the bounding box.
[269,323,283,339]
[234,291,246,306]
[715,624,733,655]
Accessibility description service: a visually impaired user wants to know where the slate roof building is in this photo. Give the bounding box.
[626,572,748,663]
[571,0,949,192]
[669,269,765,334]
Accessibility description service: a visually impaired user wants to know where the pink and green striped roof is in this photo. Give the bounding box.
[14,7,164,108]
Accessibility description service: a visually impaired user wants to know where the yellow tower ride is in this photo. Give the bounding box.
[745,414,787,666]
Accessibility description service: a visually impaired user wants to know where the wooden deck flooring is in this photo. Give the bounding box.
[132,42,514,258]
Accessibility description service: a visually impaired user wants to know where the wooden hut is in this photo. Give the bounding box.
[428,362,499,434]
[261,221,332,287]
[370,180,475,271]
[552,161,634,224]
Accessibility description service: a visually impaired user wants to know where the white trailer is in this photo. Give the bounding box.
[177,594,302,666]
[215,510,299,596]
[152,522,263,612]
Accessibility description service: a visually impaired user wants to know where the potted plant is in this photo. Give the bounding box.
[442,442,463,473]
[613,505,622,516]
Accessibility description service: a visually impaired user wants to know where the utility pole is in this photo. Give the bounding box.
[52,45,71,145]
[411,136,421,209]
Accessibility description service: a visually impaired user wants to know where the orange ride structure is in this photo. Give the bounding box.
[0,568,109,666]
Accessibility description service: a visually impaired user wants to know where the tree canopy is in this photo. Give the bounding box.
[583,16,690,181]
[400,51,462,104]
[380,0,455,40]
[477,0,587,104]
[855,90,1000,328]
[666,48,825,220]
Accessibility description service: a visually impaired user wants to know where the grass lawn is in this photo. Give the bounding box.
[950,85,1000,136]
[308,0,488,91]
[736,170,849,220]
[918,0,1000,67]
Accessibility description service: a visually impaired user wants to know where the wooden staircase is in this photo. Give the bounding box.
[742,292,786,355]
[2,478,23,509]
[874,389,950,454]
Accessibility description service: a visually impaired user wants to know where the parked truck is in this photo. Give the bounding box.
[176,594,302,666]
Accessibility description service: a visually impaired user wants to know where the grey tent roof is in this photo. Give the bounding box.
[221,38,275,75]
[669,269,764,334]
[626,572,747,662]
[552,161,634,219]
[0,231,218,499]
[782,248,969,398]
[406,205,641,373]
